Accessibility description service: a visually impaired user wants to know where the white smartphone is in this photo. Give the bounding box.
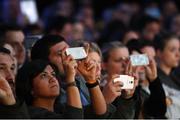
[65,47,87,60]
[130,54,149,66]
[113,75,134,89]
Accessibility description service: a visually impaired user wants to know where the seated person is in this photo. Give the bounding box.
[16,58,83,119]
[0,47,29,118]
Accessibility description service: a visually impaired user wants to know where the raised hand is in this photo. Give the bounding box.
[102,74,123,104]
[77,58,97,83]
[122,60,139,99]
[0,73,15,105]
[145,57,157,82]
[61,49,77,83]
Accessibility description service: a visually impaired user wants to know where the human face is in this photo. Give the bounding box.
[105,47,129,76]
[32,65,59,98]
[3,44,18,75]
[61,23,73,41]
[5,31,25,66]
[144,22,160,41]
[88,52,102,80]
[158,38,180,68]
[0,53,16,93]
[48,41,69,74]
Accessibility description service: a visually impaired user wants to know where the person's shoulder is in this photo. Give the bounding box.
[28,106,62,118]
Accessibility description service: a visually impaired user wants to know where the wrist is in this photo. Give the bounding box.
[86,80,99,89]
[66,76,75,84]
[84,77,96,84]
[65,81,77,89]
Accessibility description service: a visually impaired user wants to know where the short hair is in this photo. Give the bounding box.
[101,41,127,62]
[126,39,141,54]
[31,34,65,61]
[16,60,56,105]
[153,32,179,51]
[5,24,23,32]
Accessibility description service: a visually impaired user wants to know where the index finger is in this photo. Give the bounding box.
[61,47,68,61]
[84,43,90,56]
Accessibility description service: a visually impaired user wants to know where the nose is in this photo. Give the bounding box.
[176,50,180,59]
[48,75,57,83]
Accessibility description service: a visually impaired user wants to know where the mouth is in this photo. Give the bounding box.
[50,84,58,88]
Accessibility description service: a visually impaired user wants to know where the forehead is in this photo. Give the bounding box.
[6,31,24,42]
[109,47,129,58]
[89,52,101,60]
[0,53,14,65]
[50,41,69,52]
[43,65,54,72]
[165,38,180,48]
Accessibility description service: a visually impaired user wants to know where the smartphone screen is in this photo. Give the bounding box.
[66,47,87,60]
[130,54,149,66]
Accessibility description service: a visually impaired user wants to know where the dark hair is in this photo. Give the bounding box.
[0,46,11,55]
[31,34,65,61]
[101,41,127,62]
[126,39,141,54]
[16,60,55,105]
[153,32,179,51]
[5,24,23,32]
[139,40,154,49]
[45,15,72,33]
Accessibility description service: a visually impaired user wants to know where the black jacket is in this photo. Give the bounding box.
[0,99,30,118]
[143,77,167,118]
[28,105,83,119]
[111,77,166,119]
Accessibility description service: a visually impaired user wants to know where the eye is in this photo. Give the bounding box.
[0,66,5,70]
[40,73,48,79]
[11,66,15,71]
[51,72,56,77]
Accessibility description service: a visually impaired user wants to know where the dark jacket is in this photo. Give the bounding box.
[55,74,116,119]
[28,105,83,119]
[0,99,30,118]
[143,77,167,118]
[111,77,166,119]
[112,89,140,119]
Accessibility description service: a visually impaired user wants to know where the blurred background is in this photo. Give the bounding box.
[0,0,180,46]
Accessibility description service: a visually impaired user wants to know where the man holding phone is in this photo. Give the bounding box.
[31,35,109,118]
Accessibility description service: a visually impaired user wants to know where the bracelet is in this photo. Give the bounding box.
[86,81,99,89]
[65,81,77,89]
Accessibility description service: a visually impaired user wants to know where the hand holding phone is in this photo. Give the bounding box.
[113,75,134,89]
[66,47,87,60]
